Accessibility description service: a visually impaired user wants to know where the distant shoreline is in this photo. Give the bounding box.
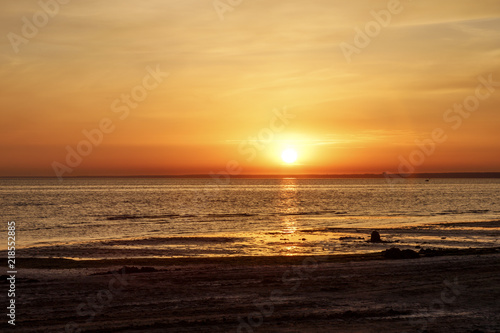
[2,172,500,179]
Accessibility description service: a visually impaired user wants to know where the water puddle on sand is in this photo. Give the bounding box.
[6,220,499,259]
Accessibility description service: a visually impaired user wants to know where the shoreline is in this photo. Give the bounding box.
[7,246,500,269]
[7,219,500,261]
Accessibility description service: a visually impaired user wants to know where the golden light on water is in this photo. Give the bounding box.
[279,178,298,235]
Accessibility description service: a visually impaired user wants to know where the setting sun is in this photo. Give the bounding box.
[281,148,298,164]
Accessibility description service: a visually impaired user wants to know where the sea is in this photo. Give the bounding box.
[1,177,499,259]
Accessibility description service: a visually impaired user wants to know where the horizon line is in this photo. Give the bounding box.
[2,172,500,179]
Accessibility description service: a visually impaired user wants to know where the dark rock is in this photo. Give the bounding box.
[370,230,382,243]
[340,236,364,240]
[91,266,159,276]
[384,247,420,259]
[120,266,158,274]
[418,248,441,257]
[401,249,420,259]
[384,247,402,259]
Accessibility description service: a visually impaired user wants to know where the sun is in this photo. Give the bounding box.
[281,148,298,164]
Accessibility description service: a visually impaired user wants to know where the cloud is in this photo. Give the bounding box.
[0,0,499,175]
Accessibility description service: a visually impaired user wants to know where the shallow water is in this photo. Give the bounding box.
[1,177,499,258]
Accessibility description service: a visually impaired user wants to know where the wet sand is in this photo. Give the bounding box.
[3,247,500,332]
[10,220,500,260]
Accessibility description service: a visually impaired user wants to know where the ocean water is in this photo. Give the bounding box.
[1,177,499,258]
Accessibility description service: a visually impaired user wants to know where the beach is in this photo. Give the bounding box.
[4,247,500,333]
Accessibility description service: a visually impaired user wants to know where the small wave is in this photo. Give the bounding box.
[433,220,500,228]
[436,209,489,216]
[100,236,246,246]
[105,214,195,221]
[13,202,54,206]
[206,213,256,218]
[22,225,74,231]
[274,210,347,217]
[104,211,349,221]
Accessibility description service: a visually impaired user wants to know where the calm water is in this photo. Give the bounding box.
[1,178,499,258]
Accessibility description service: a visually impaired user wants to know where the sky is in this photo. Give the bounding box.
[1,0,499,177]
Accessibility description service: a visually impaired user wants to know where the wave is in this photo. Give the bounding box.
[13,202,55,206]
[100,236,246,246]
[102,210,351,221]
[105,214,196,220]
[435,209,489,216]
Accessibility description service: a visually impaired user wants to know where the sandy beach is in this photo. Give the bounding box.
[3,247,499,333]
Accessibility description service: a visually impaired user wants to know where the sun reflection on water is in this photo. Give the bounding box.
[278,178,299,235]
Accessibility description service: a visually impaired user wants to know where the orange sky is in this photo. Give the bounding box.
[1,0,500,177]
